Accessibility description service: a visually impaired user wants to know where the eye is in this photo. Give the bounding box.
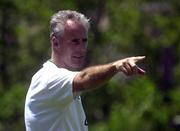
[72,39,80,45]
[82,38,87,43]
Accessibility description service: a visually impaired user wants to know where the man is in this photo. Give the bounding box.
[24,10,145,131]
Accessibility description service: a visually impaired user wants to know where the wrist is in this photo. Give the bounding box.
[112,62,120,72]
[112,61,123,72]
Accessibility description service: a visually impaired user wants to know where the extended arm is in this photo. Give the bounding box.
[73,56,145,92]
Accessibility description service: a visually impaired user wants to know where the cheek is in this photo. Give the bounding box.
[64,48,74,59]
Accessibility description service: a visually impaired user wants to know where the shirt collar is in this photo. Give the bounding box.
[43,60,58,68]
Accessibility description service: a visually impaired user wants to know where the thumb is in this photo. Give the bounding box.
[137,67,146,75]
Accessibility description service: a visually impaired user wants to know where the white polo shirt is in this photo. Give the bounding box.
[24,61,88,131]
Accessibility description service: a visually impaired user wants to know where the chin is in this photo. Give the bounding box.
[72,64,85,71]
[74,66,84,71]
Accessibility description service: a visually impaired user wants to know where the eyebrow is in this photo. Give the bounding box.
[72,38,87,42]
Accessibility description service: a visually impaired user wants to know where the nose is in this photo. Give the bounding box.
[78,40,87,53]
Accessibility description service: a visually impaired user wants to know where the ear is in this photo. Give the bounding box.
[52,36,60,47]
[51,36,60,49]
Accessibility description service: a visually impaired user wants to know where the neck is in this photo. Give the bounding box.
[51,52,62,68]
[51,52,72,70]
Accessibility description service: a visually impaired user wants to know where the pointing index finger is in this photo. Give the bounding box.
[133,56,146,62]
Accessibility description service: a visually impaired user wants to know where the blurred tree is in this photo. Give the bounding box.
[0,0,179,130]
[0,0,18,88]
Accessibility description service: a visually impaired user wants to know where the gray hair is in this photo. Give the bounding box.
[50,10,90,38]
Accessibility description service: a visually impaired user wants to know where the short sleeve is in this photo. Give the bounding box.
[46,68,79,106]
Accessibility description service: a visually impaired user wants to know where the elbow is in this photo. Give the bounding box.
[73,72,88,92]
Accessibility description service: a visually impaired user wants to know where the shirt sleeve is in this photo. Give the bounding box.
[46,68,79,106]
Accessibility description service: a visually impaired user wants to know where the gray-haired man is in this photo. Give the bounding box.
[25,10,145,131]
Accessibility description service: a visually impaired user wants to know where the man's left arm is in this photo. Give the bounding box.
[73,56,146,92]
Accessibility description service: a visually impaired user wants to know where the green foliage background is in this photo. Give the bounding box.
[0,0,179,130]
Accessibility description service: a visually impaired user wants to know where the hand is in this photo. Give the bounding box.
[113,56,146,76]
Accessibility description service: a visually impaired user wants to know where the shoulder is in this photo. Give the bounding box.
[42,61,79,83]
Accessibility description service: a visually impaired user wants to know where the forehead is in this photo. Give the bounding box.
[63,20,87,37]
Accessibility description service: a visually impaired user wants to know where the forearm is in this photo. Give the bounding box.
[73,63,118,92]
[73,56,145,92]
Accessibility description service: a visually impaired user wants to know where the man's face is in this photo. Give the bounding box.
[59,20,88,71]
